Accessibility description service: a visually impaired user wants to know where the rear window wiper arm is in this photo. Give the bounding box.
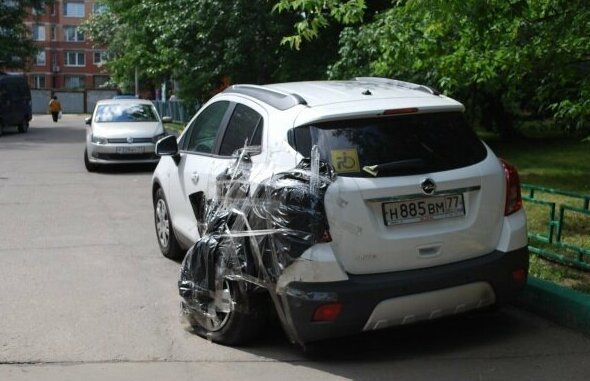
[362,158,425,177]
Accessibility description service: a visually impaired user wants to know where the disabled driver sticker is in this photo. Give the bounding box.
[331,149,360,173]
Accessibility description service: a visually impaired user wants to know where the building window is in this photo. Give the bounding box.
[32,75,46,89]
[64,75,86,89]
[94,75,110,88]
[93,3,108,14]
[64,26,84,42]
[34,50,46,66]
[64,1,85,17]
[64,51,85,66]
[93,51,108,65]
[32,24,45,41]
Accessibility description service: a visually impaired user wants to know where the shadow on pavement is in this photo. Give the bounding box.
[176,305,541,360]
[91,163,158,175]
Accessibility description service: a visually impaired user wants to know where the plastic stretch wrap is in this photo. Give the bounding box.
[179,145,335,343]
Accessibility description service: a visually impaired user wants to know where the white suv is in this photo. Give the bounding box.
[152,77,528,347]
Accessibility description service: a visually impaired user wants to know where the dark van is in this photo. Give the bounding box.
[0,73,32,136]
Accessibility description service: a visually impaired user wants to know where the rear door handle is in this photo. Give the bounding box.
[191,172,199,183]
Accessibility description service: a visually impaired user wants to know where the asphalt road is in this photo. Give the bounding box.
[0,114,589,381]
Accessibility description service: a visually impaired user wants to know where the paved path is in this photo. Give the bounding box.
[0,114,589,380]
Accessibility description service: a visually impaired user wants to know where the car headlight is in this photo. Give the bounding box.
[152,132,167,143]
[91,135,108,145]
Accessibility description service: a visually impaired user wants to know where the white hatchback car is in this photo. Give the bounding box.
[84,99,169,171]
[152,78,529,347]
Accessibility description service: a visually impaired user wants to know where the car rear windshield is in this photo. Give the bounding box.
[95,104,159,123]
[288,112,488,177]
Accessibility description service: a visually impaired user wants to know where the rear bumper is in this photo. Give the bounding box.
[282,246,529,343]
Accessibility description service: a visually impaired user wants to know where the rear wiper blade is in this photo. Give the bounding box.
[362,158,426,177]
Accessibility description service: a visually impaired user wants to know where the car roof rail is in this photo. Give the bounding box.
[224,84,307,110]
[354,77,441,96]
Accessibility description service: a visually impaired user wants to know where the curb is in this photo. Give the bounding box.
[518,276,590,336]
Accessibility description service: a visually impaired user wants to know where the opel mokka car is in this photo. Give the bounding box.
[151,77,529,347]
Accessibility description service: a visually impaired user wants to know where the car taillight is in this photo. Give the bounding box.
[512,268,527,284]
[312,303,342,322]
[501,159,522,216]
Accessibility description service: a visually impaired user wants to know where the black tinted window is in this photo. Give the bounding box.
[289,112,487,177]
[184,101,230,153]
[219,104,263,156]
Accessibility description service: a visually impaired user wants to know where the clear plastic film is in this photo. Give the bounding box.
[178,144,335,345]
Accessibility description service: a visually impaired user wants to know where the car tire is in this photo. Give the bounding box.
[84,149,98,172]
[154,187,184,260]
[188,279,269,346]
[17,119,29,133]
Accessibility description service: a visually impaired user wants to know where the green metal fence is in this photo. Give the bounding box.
[522,184,590,271]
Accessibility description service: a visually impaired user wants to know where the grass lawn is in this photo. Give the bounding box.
[483,132,590,293]
[487,138,590,194]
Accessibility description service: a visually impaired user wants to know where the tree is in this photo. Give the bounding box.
[0,0,50,69]
[80,1,165,95]
[273,0,367,50]
[276,0,590,139]
[82,0,342,104]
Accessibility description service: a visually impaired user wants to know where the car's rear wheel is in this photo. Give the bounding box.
[154,187,184,260]
[17,119,29,133]
[84,149,98,172]
[188,279,269,346]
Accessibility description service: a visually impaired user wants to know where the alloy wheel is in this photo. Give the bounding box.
[155,198,170,248]
[204,280,233,332]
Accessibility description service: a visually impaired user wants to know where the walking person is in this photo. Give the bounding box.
[48,95,62,123]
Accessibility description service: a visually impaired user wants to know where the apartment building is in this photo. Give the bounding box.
[24,0,111,90]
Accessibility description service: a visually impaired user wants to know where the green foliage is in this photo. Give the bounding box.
[81,1,166,93]
[0,0,51,69]
[84,0,589,132]
[279,0,590,139]
[273,0,366,49]
[82,0,341,104]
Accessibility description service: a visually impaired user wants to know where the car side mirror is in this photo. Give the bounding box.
[155,134,179,160]
[233,145,262,162]
[85,116,91,125]
[162,116,172,123]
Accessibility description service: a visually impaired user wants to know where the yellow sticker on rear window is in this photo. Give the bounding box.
[331,149,360,173]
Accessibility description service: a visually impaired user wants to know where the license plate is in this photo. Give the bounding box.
[382,194,465,226]
[115,146,145,154]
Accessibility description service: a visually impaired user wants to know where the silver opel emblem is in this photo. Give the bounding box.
[126,137,134,144]
[421,178,436,195]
